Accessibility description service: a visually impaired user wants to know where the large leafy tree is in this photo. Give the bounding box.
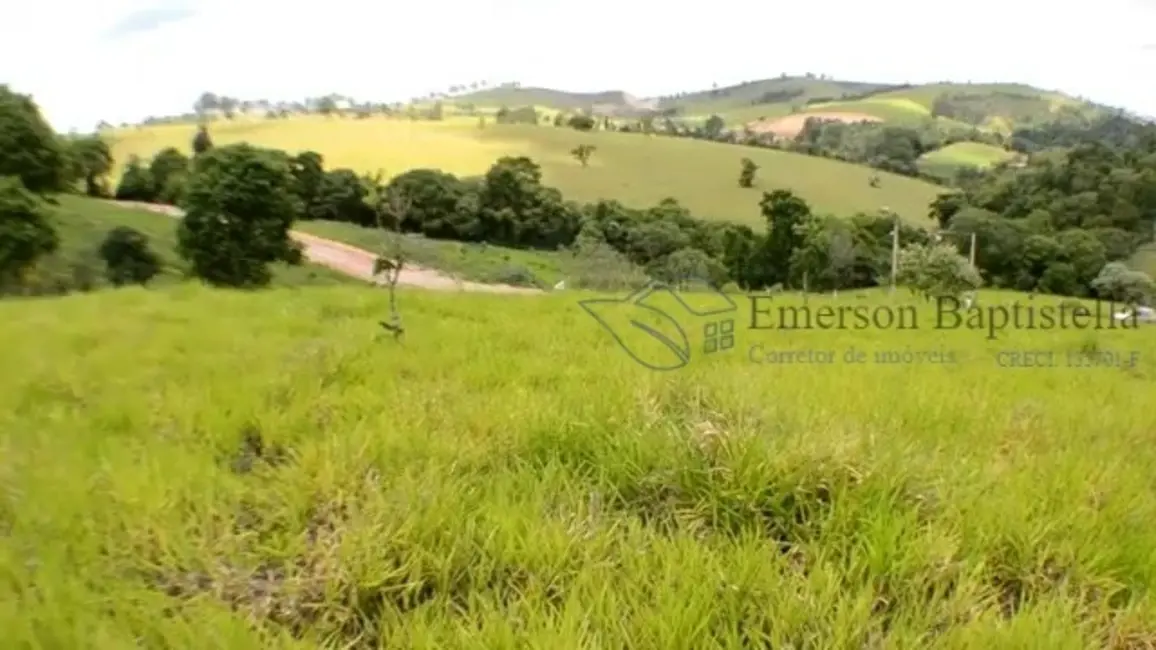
[177,143,301,287]
[0,85,67,194]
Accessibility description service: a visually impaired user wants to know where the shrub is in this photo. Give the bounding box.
[0,176,58,291]
[99,226,161,286]
[1091,262,1154,305]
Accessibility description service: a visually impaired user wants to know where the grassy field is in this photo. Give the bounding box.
[459,79,1102,135]
[4,284,1156,647]
[109,117,944,226]
[21,196,354,293]
[294,220,568,287]
[919,142,1017,168]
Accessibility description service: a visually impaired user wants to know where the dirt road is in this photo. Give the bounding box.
[115,201,543,294]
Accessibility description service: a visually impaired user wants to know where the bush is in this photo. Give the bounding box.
[0,176,58,291]
[99,226,161,286]
[895,242,983,300]
[487,264,540,288]
[568,114,596,131]
[1091,262,1154,305]
[177,144,300,287]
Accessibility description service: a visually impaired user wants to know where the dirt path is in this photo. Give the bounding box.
[745,112,882,139]
[114,201,543,294]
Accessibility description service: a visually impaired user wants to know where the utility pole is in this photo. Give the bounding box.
[969,232,977,269]
[887,209,899,294]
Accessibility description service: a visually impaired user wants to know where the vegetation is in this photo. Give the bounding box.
[107,117,945,225]
[0,175,59,290]
[0,84,67,194]
[932,116,1156,299]
[7,286,1156,647]
[98,225,161,286]
[177,143,304,288]
[7,69,1156,648]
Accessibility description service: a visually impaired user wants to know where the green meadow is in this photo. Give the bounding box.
[109,117,944,226]
[4,284,1156,647]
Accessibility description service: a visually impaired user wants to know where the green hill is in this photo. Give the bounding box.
[455,77,1110,134]
[110,119,944,226]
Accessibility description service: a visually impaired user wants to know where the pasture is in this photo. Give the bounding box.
[294,219,568,288]
[3,285,1156,647]
[108,117,945,226]
[919,142,1017,168]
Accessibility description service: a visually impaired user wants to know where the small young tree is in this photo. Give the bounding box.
[0,176,58,291]
[1091,262,1154,305]
[359,170,412,336]
[571,144,596,167]
[895,241,982,300]
[739,158,759,188]
[192,124,213,156]
[98,226,161,286]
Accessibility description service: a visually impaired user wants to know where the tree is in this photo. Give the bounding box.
[66,135,113,197]
[703,115,725,139]
[788,214,858,290]
[895,242,982,300]
[114,156,156,202]
[651,248,727,288]
[289,151,325,218]
[148,148,190,202]
[739,158,759,188]
[383,168,481,240]
[177,144,301,287]
[568,115,595,131]
[308,169,376,225]
[571,144,596,167]
[1091,262,1153,305]
[755,190,811,286]
[0,85,67,193]
[99,226,161,286]
[0,176,58,291]
[192,125,213,156]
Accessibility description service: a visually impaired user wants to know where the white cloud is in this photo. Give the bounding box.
[3,0,1154,131]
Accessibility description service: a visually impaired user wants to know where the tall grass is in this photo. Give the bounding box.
[3,285,1156,648]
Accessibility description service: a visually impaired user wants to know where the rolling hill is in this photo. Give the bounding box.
[456,77,1110,133]
[446,76,1114,182]
[108,117,944,226]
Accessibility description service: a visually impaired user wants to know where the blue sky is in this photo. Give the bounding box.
[4,0,1155,131]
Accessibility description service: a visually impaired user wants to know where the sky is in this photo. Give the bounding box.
[4,0,1155,132]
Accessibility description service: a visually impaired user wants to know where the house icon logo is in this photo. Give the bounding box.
[579,280,738,371]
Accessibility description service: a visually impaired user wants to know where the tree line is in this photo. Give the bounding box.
[3,82,1154,305]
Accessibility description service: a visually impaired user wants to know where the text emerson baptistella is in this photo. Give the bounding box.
[747,295,1141,340]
